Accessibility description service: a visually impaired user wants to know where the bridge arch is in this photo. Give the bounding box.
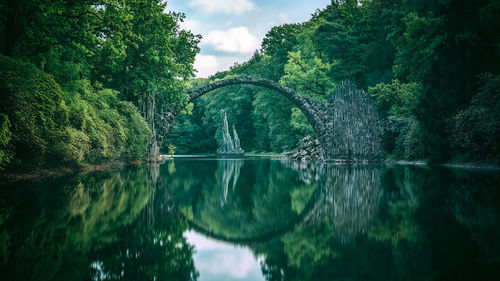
[187,76,325,133]
[158,76,326,151]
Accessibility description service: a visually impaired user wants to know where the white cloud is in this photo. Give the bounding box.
[202,27,260,54]
[179,19,202,33]
[194,54,220,78]
[189,0,257,15]
[185,231,263,279]
[280,13,291,24]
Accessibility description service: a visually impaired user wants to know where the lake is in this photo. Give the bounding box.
[0,158,499,281]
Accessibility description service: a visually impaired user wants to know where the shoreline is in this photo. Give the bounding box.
[389,159,500,171]
[0,161,139,184]
[438,162,500,171]
[2,157,499,184]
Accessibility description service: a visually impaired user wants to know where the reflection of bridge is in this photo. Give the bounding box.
[155,76,384,161]
[173,162,384,245]
[183,182,322,245]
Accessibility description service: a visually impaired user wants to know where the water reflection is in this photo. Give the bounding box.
[216,160,244,204]
[185,231,264,281]
[0,167,197,281]
[0,160,499,281]
[164,159,314,242]
[315,165,384,243]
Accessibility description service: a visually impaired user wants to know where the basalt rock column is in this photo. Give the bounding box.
[320,81,385,161]
[217,109,244,158]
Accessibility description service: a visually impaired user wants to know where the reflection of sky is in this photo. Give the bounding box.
[185,231,265,281]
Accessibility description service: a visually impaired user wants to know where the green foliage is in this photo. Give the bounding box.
[290,108,315,139]
[93,0,200,105]
[0,166,198,280]
[280,29,336,98]
[0,114,12,169]
[290,183,317,214]
[0,55,70,166]
[0,0,198,169]
[282,223,338,279]
[0,55,151,167]
[369,80,425,159]
[252,88,297,152]
[261,24,303,80]
[68,86,151,163]
[168,144,176,156]
[2,0,499,163]
[390,0,500,162]
[450,73,500,162]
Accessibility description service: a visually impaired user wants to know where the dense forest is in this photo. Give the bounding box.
[167,0,500,163]
[0,0,199,170]
[1,0,499,171]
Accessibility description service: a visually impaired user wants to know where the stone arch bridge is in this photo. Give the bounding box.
[154,76,384,161]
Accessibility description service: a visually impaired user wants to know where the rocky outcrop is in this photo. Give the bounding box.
[217,109,244,158]
[323,81,385,161]
[284,82,384,162]
[284,136,321,161]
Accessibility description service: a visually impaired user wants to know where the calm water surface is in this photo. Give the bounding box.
[0,158,499,281]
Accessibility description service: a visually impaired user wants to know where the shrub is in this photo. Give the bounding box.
[0,114,12,169]
[0,55,151,168]
[0,55,69,166]
[450,73,500,161]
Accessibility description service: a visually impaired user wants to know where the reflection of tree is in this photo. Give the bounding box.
[366,166,428,281]
[0,166,197,281]
[67,171,152,247]
[6,160,496,281]
[162,159,318,242]
[282,223,337,279]
[258,164,500,281]
[256,165,424,281]
[260,164,386,281]
[448,169,500,264]
[89,210,197,281]
[198,160,307,239]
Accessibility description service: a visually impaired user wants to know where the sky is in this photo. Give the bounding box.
[185,231,265,281]
[166,0,332,78]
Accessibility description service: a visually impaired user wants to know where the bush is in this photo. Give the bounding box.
[0,55,151,168]
[450,73,500,162]
[0,114,12,169]
[64,83,151,164]
[0,55,70,166]
[368,80,425,160]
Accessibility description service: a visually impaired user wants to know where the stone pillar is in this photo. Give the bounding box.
[217,109,244,158]
[324,82,385,162]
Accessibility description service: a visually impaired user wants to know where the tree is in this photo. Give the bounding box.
[450,73,500,162]
[369,80,424,159]
[168,144,176,157]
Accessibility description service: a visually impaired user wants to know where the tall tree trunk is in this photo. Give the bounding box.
[142,93,161,162]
